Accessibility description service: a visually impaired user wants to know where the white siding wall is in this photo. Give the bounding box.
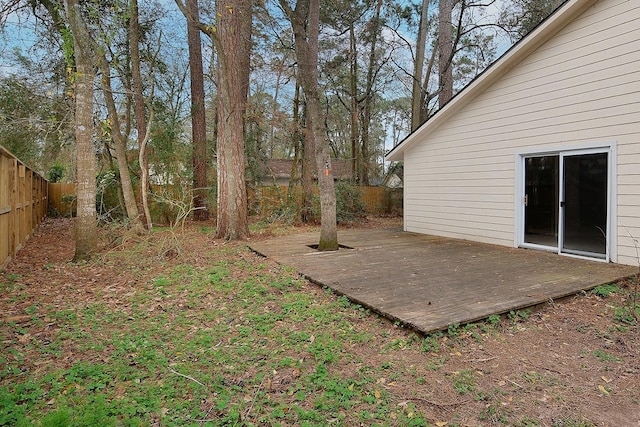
[404,0,640,265]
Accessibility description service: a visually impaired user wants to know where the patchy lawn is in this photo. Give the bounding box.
[1,218,639,426]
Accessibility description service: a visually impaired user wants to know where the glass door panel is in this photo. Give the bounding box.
[561,153,608,258]
[524,156,559,248]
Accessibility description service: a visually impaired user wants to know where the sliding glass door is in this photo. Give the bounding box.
[524,156,559,247]
[522,150,608,260]
[561,152,608,258]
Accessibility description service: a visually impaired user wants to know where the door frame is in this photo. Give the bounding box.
[514,142,617,263]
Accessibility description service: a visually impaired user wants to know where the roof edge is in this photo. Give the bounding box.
[385,0,598,162]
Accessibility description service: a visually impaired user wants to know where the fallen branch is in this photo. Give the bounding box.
[464,356,496,363]
[520,358,566,376]
[3,315,33,324]
[244,376,266,420]
[403,396,471,407]
[168,366,205,387]
[504,377,523,389]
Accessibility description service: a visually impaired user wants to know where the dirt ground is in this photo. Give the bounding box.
[2,217,640,426]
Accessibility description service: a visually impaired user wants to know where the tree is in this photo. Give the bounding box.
[175,0,252,239]
[213,0,252,239]
[500,0,565,41]
[97,52,143,230]
[359,0,383,185]
[438,0,453,108]
[0,75,53,166]
[186,0,209,221]
[411,0,431,131]
[317,0,395,185]
[279,0,338,251]
[129,0,153,229]
[64,0,97,260]
[410,0,501,127]
[0,1,75,174]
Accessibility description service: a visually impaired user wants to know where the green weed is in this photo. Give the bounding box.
[508,309,531,322]
[421,333,441,353]
[452,369,476,394]
[592,349,620,363]
[591,284,620,298]
[478,403,508,423]
[486,314,502,327]
[613,305,639,326]
[447,322,461,337]
[552,417,595,427]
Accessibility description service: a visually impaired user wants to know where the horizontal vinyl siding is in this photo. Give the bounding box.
[405,0,640,264]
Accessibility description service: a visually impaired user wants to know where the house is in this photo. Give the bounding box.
[382,162,404,189]
[385,0,640,266]
[253,159,353,186]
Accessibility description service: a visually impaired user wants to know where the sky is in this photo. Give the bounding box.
[0,11,39,76]
[0,0,189,78]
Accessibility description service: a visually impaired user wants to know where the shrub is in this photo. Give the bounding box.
[335,182,367,224]
[46,163,65,183]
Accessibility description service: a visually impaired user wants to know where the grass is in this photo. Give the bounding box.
[0,240,418,426]
[1,223,639,426]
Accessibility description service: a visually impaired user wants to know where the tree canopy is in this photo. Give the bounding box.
[0,0,561,248]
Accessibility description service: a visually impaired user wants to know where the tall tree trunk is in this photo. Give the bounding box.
[281,0,338,251]
[360,0,383,186]
[214,0,251,240]
[292,83,314,224]
[438,0,453,108]
[301,101,315,223]
[129,0,152,228]
[64,0,97,261]
[349,21,358,183]
[411,0,429,130]
[187,0,209,221]
[97,55,143,230]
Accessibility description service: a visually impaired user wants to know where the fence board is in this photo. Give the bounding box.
[251,185,402,216]
[0,144,48,270]
[0,155,10,265]
[48,183,77,217]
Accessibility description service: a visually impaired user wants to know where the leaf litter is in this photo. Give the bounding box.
[1,217,639,426]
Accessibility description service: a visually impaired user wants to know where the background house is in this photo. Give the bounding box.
[386,0,640,266]
[253,159,353,186]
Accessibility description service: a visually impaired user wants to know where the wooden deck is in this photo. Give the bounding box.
[248,229,637,334]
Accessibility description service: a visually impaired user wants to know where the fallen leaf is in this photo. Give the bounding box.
[598,385,609,395]
[436,422,448,427]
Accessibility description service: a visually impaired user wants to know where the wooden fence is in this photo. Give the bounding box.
[47,183,402,224]
[0,145,48,269]
[48,183,77,217]
[250,185,403,216]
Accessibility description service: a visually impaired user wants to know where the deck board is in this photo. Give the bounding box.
[248,229,637,334]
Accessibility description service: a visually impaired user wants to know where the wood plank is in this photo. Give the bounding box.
[249,229,637,334]
[0,145,48,269]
